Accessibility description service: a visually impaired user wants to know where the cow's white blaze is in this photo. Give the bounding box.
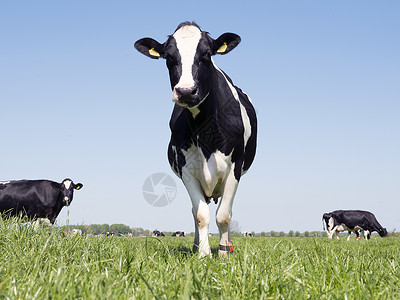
[172,25,201,101]
[63,180,72,190]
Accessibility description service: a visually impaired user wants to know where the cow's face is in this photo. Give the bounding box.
[60,179,83,206]
[134,22,241,108]
[378,227,388,237]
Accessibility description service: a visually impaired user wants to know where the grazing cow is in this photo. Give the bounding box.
[323,210,388,240]
[244,231,253,237]
[0,178,83,224]
[172,231,186,237]
[152,230,165,237]
[135,22,257,257]
[70,229,83,236]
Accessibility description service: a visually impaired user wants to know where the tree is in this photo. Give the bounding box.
[304,231,310,237]
[288,230,294,237]
[295,231,301,237]
[260,231,266,237]
[229,220,241,234]
[110,224,131,235]
[270,231,276,237]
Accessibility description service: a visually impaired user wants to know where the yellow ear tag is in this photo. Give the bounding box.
[149,48,160,57]
[217,42,228,53]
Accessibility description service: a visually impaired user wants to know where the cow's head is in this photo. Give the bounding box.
[60,178,83,206]
[378,227,388,237]
[134,22,241,108]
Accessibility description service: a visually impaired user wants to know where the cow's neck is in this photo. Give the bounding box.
[186,66,232,122]
[51,192,66,222]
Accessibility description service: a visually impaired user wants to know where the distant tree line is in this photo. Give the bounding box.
[55,224,333,238]
[56,224,151,236]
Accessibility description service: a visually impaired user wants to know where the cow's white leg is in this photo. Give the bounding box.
[329,226,336,239]
[347,231,351,241]
[327,218,335,239]
[32,218,52,231]
[364,230,370,240]
[183,175,211,258]
[216,167,239,257]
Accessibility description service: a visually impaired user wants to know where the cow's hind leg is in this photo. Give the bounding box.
[216,169,239,257]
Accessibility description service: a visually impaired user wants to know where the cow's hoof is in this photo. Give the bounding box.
[219,242,234,258]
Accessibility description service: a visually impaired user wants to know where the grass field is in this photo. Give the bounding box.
[1,220,399,299]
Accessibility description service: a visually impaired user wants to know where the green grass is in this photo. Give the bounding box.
[1,220,400,299]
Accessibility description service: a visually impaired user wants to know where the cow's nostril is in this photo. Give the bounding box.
[175,86,198,100]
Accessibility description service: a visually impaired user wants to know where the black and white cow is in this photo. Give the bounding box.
[152,230,165,237]
[172,231,186,237]
[0,178,83,224]
[323,210,388,240]
[135,22,257,257]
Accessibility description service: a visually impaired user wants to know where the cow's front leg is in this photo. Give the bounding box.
[216,168,239,257]
[183,175,211,258]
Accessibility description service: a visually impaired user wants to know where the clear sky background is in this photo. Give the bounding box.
[1,1,399,233]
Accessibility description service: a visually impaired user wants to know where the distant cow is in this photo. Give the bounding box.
[152,230,165,237]
[135,22,257,257]
[71,229,82,236]
[323,210,388,240]
[0,178,83,224]
[244,231,253,237]
[172,231,186,237]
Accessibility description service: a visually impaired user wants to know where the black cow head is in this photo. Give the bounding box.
[134,22,241,108]
[378,227,388,237]
[60,178,83,206]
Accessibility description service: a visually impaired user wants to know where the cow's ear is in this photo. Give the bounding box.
[74,183,83,190]
[213,33,241,55]
[134,38,165,59]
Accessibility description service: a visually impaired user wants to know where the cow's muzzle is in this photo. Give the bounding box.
[173,86,199,106]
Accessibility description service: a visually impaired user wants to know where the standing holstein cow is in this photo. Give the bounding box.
[134,22,257,257]
[323,210,388,240]
[0,178,83,224]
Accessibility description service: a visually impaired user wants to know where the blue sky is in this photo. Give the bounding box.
[1,1,399,233]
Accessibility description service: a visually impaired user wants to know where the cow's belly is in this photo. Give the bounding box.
[181,145,232,199]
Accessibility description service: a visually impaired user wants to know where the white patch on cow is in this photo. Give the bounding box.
[212,59,252,175]
[336,225,345,232]
[172,25,202,99]
[171,145,180,177]
[186,92,210,118]
[63,180,72,190]
[216,162,239,257]
[188,104,201,118]
[182,144,232,199]
[328,217,335,231]
[0,181,10,185]
[32,218,52,231]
